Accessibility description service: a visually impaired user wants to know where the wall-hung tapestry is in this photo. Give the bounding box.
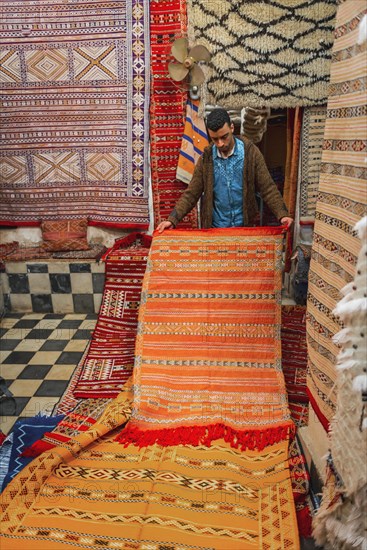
[0,1,150,228]
[187,0,337,109]
[150,0,198,229]
[299,107,327,218]
[306,0,367,430]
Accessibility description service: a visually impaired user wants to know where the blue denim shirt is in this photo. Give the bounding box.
[212,137,245,228]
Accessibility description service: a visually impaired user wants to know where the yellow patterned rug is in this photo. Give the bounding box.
[0,383,299,549]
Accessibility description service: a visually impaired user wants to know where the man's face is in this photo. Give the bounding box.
[208,122,235,157]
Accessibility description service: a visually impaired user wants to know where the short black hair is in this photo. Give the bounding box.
[206,108,231,132]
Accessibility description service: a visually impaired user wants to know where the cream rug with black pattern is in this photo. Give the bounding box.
[188,0,337,108]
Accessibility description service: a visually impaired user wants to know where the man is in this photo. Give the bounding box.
[157,108,293,232]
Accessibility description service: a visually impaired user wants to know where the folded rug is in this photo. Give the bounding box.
[1,414,64,492]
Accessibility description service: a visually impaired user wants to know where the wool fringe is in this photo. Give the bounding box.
[332,327,352,345]
[334,297,367,318]
[115,422,295,451]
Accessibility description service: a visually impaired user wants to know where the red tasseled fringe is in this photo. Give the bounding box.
[21,432,70,458]
[114,422,295,451]
[296,504,313,538]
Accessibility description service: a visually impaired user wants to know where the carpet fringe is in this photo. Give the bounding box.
[115,421,295,451]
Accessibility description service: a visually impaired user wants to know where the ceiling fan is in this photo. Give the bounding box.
[168,37,211,91]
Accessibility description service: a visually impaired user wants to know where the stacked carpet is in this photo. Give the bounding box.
[313,215,367,548]
[281,305,309,427]
[187,0,337,109]
[0,0,150,227]
[289,436,312,538]
[306,0,367,431]
[150,0,198,228]
[0,229,300,548]
[73,233,151,398]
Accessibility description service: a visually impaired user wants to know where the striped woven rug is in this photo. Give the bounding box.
[72,234,151,398]
[306,0,367,430]
[299,107,327,218]
[150,0,198,229]
[117,228,294,450]
[0,0,150,228]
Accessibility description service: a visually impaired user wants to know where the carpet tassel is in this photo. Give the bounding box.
[115,422,295,451]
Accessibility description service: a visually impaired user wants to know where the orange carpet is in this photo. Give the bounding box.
[117,228,294,450]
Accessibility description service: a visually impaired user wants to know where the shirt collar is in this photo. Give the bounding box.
[215,137,237,159]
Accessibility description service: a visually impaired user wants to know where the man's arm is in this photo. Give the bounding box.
[157,155,205,232]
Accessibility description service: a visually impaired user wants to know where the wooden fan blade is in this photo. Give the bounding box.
[171,37,189,63]
[189,64,205,86]
[168,62,189,81]
[189,44,211,62]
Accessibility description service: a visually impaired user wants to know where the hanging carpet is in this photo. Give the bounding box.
[306,0,367,430]
[0,1,150,228]
[116,227,294,450]
[150,0,198,229]
[299,107,327,218]
[187,0,337,109]
[176,98,209,185]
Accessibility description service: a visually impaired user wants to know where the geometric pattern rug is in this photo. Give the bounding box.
[72,234,151,398]
[289,436,312,538]
[306,0,367,430]
[299,107,327,218]
[187,0,337,109]
[0,1,150,228]
[150,0,198,229]
[0,383,300,549]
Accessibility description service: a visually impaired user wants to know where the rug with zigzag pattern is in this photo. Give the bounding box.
[188,0,337,109]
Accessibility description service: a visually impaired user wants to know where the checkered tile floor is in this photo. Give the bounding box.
[0,312,97,434]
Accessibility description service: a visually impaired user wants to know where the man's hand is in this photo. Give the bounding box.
[280,217,293,230]
[157,220,173,233]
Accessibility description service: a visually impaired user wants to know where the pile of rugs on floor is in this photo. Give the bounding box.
[0,241,107,263]
[0,228,312,548]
